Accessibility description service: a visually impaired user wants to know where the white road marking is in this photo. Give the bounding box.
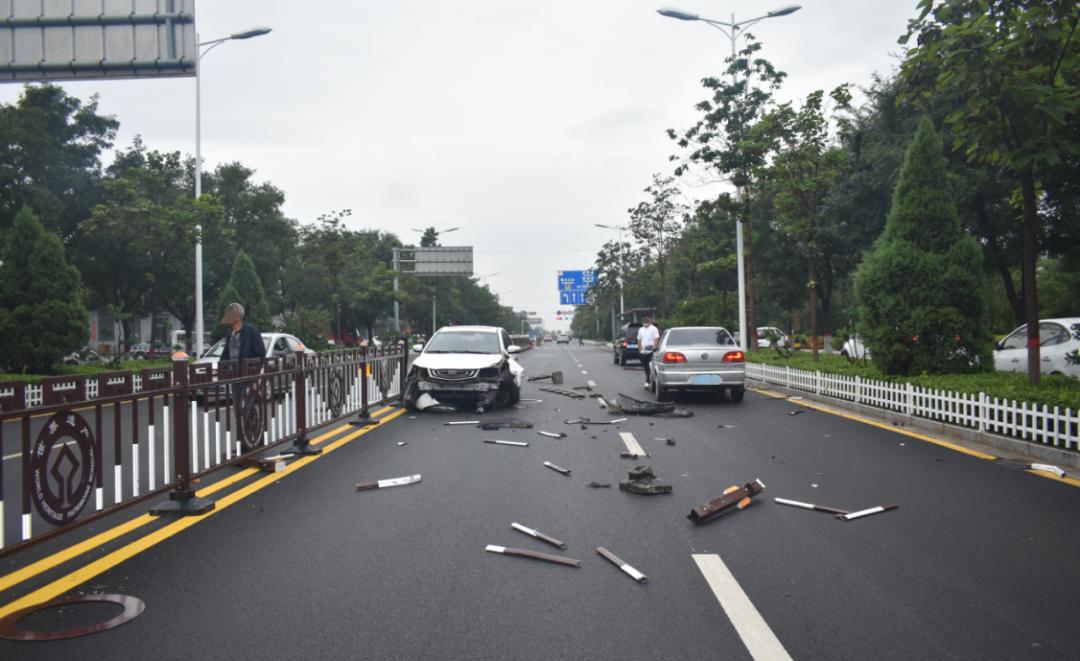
[692,554,792,661]
[618,432,648,458]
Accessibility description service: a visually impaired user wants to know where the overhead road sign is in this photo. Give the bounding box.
[557,270,596,292]
[0,0,197,82]
[398,247,473,276]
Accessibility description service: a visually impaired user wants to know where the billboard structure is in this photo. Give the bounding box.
[0,0,197,82]
[392,246,474,331]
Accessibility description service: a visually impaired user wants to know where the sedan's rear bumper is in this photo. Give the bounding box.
[655,365,745,388]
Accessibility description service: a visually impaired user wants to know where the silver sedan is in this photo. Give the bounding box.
[649,326,746,402]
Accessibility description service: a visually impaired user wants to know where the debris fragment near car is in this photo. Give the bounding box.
[484,439,529,447]
[586,482,612,489]
[544,461,572,476]
[654,437,676,446]
[1028,463,1067,478]
[618,465,672,495]
[478,419,534,430]
[774,497,848,516]
[538,386,586,399]
[789,409,806,416]
[445,420,481,426]
[687,479,765,524]
[836,504,898,521]
[563,417,627,425]
[596,546,648,583]
[613,393,694,418]
[511,522,568,549]
[356,474,422,492]
[485,544,581,567]
[527,371,563,384]
[537,430,567,439]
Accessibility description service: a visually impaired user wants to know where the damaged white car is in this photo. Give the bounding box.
[404,326,525,412]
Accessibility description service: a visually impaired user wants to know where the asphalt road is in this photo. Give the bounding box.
[2,342,1079,659]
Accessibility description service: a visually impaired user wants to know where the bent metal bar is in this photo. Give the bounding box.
[0,346,405,557]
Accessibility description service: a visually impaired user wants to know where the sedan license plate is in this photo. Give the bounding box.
[689,374,723,386]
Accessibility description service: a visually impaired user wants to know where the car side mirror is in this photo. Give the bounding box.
[412,343,424,353]
[507,344,522,354]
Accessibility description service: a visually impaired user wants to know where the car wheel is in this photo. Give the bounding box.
[494,381,520,408]
[729,386,745,403]
[613,352,618,364]
[656,384,671,402]
[619,353,627,366]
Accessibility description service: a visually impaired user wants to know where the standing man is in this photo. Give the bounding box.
[221,303,266,452]
[637,315,660,390]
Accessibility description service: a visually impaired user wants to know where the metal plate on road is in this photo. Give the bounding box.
[689,375,723,385]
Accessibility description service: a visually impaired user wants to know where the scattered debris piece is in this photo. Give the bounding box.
[445,420,481,426]
[613,393,694,418]
[427,404,459,413]
[511,522,567,549]
[479,419,534,430]
[774,497,849,515]
[416,393,439,410]
[564,417,627,425]
[408,416,418,420]
[619,465,672,495]
[1029,463,1067,478]
[572,385,593,391]
[356,474,422,492]
[397,442,407,447]
[789,410,806,416]
[485,544,580,567]
[586,482,612,488]
[595,396,610,409]
[596,546,648,583]
[619,432,649,458]
[527,371,564,384]
[519,398,544,403]
[836,504,898,521]
[543,461,571,475]
[539,386,586,399]
[653,437,675,445]
[717,424,738,429]
[811,483,819,488]
[687,479,765,524]
[484,439,529,447]
[788,396,804,401]
[238,455,286,473]
[537,430,567,439]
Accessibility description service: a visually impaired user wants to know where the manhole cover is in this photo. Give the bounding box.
[0,594,144,641]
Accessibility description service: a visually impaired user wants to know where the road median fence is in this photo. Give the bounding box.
[0,347,406,557]
[746,363,1079,454]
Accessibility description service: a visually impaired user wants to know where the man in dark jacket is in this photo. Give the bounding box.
[220,303,266,452]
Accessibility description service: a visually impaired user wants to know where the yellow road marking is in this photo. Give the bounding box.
[750,386,999,461]
[0,407,405,619]
[0,418,366,592]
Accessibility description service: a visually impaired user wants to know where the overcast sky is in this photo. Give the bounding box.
[1,0,919,331]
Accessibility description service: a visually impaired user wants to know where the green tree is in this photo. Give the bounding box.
[628,174,685,318]
[854,118,992,375]
[900,0,1080,383]
[220,250,272,332]
[0,208,88,373]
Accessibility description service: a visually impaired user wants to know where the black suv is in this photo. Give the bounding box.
[612,322,644,365]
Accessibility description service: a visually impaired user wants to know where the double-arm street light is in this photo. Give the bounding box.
[594,223,626,317]
[657,5,801,351]
[193,25,272,358]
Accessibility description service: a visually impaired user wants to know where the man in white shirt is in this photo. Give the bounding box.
[636,315,661,390]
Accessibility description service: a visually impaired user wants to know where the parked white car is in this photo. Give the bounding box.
[757,326,790,349]
[841,334,870,360]
[993,318,1080,378]
[197,333,315,366]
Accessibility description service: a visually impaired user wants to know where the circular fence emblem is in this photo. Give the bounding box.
[237,385,265,451]
[328,369,345,418]
[31,411,96,526]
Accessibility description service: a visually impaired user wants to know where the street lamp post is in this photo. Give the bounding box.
[657,5,801,351]
[193,26,272,358]
[594,224,626,319]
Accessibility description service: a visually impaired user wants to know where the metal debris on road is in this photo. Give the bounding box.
[717,424,738,429]
[445,420,481,426]
[596,546,648,583]
[416,393,439,410]
[587,482,612,488]
[537,430,567,439]
[654,437,676,446]
[687,479,765,524]
[479,419,534,430]
[238,455,287,473]
[511,522,568,549]
[1029,463,1067,478]
[836,504,898,521]
[527,371,564,384]
[613,393,694,418]
[544,461,572,476]
[485,544,581,567]
[539,386,586,399]
[563,417,627,425]
[618,465,672,495]
[789,410,806,416]
[519,398,544,403]
[774,497,849,516]
[356,474,422,492]
[397,442,407,446]
[484,439,529,447]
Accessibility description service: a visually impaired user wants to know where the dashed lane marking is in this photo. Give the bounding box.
[693,553,792,661]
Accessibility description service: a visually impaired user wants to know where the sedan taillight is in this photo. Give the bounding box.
[723,351,745,363]
[662,352,687,364]
[621,339,629,347]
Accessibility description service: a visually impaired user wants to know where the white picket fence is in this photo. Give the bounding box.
[745,362,1079,451]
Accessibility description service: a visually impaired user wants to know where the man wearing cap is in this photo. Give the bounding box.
[221,302,266,363]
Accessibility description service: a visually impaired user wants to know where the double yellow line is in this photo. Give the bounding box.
[0,406,403,619]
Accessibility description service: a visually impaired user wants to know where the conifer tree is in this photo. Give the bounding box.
[217,250,272,332]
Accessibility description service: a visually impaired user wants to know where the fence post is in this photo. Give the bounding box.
[905,382,914,417]
[151,361,214,516]
[815,370,822,396]
[290,351,322,456]
[785,366,791,389]
[978,392,986,433]
[399,340,409,406]
[350,345,378,426]
[854,375,861,405]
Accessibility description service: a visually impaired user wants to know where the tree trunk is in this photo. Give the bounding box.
[1019,168,1041,385]
[973,193,1024,323]
[809,256,819,361]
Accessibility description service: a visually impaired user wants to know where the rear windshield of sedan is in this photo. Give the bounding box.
[667,329,736,346]
[425,331,502,354]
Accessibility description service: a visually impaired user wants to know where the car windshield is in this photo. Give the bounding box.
[667,328,736,346]
[424,330,501,354]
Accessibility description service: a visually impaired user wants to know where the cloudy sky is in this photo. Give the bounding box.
[1,0,919,331]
